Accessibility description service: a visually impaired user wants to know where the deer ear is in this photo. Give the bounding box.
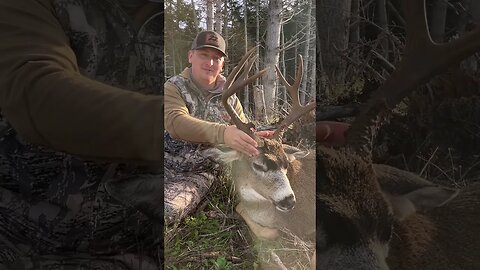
[282,144,309,161]
[384,186,459,220]
[383,193,416,221]
[203,147,242,163]
[402,186,459,211]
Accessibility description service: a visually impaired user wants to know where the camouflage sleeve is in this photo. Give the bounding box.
[164,82,227,144]
[0,0,163,164]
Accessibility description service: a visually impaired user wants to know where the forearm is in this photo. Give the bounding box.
[4,62,164,163]
[164,86,226,144]
[166,113,226,144]
[0,0,163,164]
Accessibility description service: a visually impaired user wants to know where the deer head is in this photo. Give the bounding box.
[315,0,480,269]
[207,47,314,212]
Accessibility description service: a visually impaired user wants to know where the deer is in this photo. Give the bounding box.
[204,47,317,268]
[314,0,480,269]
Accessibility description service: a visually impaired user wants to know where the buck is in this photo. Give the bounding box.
[205,47,316,267]
[315,0,480,269]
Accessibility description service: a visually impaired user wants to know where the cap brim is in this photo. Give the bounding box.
[194,45,227,57]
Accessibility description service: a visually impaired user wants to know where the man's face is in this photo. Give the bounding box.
[188,48,225,87]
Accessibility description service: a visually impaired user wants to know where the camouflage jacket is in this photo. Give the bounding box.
[54,0,163,93]
[164,68,246,163]
[0,0,164,163]
[163,68,244,223]
[168,68,241,124]
[164,68,246,145]
[0,0,164,264]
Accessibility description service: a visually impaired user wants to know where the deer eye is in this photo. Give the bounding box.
[252,161,268,172]
[265,159,278,170]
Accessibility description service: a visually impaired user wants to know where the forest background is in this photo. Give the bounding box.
[164,0,480,269]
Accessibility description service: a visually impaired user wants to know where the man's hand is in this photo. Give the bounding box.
[224,125,259,157]
[255,130,274,138]
[316,121,350,146]
[224,122,349,156]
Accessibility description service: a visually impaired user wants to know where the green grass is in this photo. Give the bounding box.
[164,173,315,270]
[164,174,258,270]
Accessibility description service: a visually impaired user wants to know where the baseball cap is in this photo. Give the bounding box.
[191,31,227,57]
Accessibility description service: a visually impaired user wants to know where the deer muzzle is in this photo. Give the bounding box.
[274,194,296,212]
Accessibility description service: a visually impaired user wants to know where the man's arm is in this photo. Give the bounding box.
[164,82,227,144]
[0,0,163,164]
[165,82,260,156]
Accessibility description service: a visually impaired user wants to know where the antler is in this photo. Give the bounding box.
[273,55,316,139]
[346,0,480,155]
[222,46,268,138]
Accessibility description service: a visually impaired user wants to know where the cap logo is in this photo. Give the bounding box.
[206,33,219,46]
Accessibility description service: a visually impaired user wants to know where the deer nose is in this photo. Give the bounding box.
[276,194,296,212]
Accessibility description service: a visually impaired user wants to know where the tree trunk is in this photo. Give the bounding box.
[317,0,352,95]
[310,41,316,103]
[263,0,282,121]
[300,0,313,104]
[190,0,198,31]
[309,1,316,104]
[215,0,223,33]
[206,0,214,31]
[280,24,287,106]
[377,0,389,59]
[243,0,250,112]
[223,1,229,73]
[254,85,267,123]
[254,0,265,121]
[255,0,260,77]
[170,0,177,74]
[349,0,360,45]
[428,0,448,43]
[317,19,327,99]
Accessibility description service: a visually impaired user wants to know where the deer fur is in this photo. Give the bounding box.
[206,138,315,241]
[273,147,315,241]
[316,145,480,270]
[206,137,316,270]
[313,1,480,269]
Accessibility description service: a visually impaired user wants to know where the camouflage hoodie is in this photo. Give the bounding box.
[0,0,164,164]
[0,0,164,266]
[163,67,246,222]
[164,67,246,145]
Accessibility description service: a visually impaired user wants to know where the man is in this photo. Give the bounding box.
[163,31,351,222]
[165,31,259,156]
[0,0,164,268]
[164,31,262,222]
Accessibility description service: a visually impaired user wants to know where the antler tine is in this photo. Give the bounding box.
[224,47,257,90]
[345,0,480,156]
[273,55,315,139]
[222,46,268,138]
